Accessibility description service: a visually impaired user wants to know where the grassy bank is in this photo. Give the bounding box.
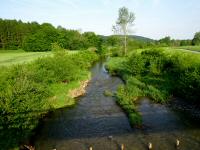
[0,50,98,149]
[106,48,200,126]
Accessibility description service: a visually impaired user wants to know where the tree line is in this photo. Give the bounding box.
[0,18,200,52]
[0,18,102,51]
[157,35,200,47]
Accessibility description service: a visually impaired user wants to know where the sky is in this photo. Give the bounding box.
[0,0,200,40]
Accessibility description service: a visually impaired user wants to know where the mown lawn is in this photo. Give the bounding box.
[0,50,52,66]
[0,50,78,66]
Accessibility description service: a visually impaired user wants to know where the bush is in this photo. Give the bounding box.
[0,50,99,149]
[106,48,200,126]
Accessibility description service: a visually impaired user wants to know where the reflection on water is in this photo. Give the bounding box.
[34,61,200,150]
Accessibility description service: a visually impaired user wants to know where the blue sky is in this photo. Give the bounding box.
[0,0,200,39]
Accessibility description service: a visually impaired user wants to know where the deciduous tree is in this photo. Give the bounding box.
[112,7,135,55]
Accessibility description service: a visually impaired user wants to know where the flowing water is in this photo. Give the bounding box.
[34,60,200,150]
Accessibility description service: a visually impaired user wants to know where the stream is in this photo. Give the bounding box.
[33,60,200,150]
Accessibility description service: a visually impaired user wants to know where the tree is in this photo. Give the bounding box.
[106,35,121,46]
[82,32,99,48]
[192,32,200,45]
[112,7,135,55]
[158,36,171,46]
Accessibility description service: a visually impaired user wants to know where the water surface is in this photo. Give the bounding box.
[34,60,200,150]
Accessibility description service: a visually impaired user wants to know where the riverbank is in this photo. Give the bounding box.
[105,48,200,127]
[68,79,90,98]
[33,60,200,150]
[0,50,99,150]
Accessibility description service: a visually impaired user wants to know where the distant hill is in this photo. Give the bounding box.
[99,35,155,42]
[128,35,155,42]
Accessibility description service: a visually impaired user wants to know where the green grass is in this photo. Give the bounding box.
[164,46,200,53]
[105,57,127,75]
[179,46,200,52]
[0,50,52,66]
[48,82,78,109]
[0,49,99,150]
[0,50,79,66]
[48,72,90,109]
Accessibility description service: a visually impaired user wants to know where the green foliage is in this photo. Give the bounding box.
[23,31,52,51]
[158,36,171,46]
[145,85,167,103]
[180,40,192,46]
[106,35,121,46]
[51,42,65,52]
[129,112,142,126]
[0,50,99,149]
[113,7,135,55]
[109,46,123,57]
[115,77,143,126]
[0,19,102,51]
[105,57,127,75]
[113,49,200,103]
[126,52,145,75]
[192,31,200,45]
[155,36,192,47]
[106,48,200,126]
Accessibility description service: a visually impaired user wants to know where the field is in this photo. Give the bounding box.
[0,50,52,66]
[179,46,200,52]
[165,46,200,53]
[0,50,79,66]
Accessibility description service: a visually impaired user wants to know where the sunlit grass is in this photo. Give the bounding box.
[0,50,52,66]
[0,50,79,66]
[164,46,200,53]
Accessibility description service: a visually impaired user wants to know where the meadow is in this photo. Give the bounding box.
[164,46,200,53]
[0,50,80,66]
[0,50,52,66]
[178,46,200,52]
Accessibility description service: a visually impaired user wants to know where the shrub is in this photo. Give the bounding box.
[0,50,99,149]
[106,47,200,127]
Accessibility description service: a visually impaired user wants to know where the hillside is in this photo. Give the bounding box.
[100,35,154,42]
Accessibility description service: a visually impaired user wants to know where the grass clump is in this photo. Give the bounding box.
[129,112,142,126]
